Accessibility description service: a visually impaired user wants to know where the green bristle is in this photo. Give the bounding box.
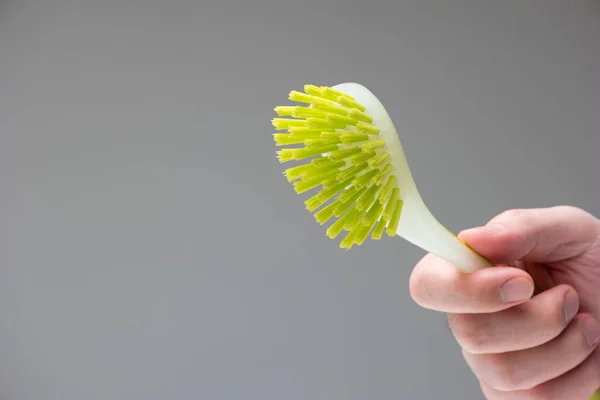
[368,152,391,168]
[329,147,362,161]
[355,183,380,211]
[375,164,394,185]
[314,200,342,225]
[340,133,369,144]
[371,219,387,240]
[378,176,397,205]
[362,140,386,153]
[386,199,404,237]
[333,188,366,217]
[352,169,378,189]
[292,143,339,160]
[383,188,401,221]
[293,168,341,194]
[337,163,368,182]
[357,121,380,135]
[349,152,376,165]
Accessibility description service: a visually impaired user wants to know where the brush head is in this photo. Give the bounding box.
[273,84,404,249]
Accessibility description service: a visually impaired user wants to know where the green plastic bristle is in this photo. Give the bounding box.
[293,107,328,119]
[383,188,400,221]
[348,108,373,123]
[323,86,354,100]
[304,84,325,97]
[304,178,352,212]
[343,209,362,231]
[303,138,326,146]
[327,113,358,126]
[340,133,369,144]
[307,117,338,129]
[352,169,378,189]
[355,184,380,211]
[313,102,348,116]
[273,134,305,146]
[321,131,342,142]
[289,127,333,135]
[337,96,366,112]
[292,144,338,161]
[357,121,380,135]
[371,219,387,240]
[362,202,384,226]
[334,188,366,217]
[362,140,386,153]
[336,163,367,182]
[274,106,294,116]
[349,152,376,165]
[329,147,362,161]
[276,149,295,162]
[375,164,394,185]
[273,84,405,249]
[386,199,404,236]
[293,168,342,194]
[321,177,341,190]
[311,157,333,167]
[339,229,358,249]
[326,211,353,239]
[284,164,313,181]
[368,152,391,168]
[338,186,363,204]
[314,200,341,225]
[272,118,307,129]
[378,176,397,205]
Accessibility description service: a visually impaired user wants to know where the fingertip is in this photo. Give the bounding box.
[459,224,521,264]
[409,253,457,307]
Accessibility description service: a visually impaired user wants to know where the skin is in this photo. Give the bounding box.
[410,206,600,399]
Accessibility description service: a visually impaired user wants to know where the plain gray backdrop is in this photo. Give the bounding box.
[1,0,599,399]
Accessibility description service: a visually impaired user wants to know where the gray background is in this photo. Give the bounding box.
[1,0,599,399]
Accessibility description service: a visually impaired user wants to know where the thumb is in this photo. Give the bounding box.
[458,206,600,265]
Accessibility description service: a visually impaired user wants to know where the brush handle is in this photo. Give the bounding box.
[396,199,492,273]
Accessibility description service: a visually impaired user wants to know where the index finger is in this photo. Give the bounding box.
[459,206,600,265]
[409,253,534,313]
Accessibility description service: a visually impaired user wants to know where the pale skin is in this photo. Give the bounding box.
[410,206,600,399]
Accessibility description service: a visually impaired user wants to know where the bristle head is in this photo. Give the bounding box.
[273,84,404,249]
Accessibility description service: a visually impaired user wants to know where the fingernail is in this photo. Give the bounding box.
[583,318,600,347]
[563,291,579,323]
[500,278,534,303]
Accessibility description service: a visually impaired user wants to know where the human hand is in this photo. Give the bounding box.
[410,206,600,399]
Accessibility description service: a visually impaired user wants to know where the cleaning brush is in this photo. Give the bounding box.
[272,83,492,273]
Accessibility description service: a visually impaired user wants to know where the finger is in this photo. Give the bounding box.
[448,284,579,354]
[463,314,600,392]
[459,206,600,264]
[480,348,600,399]
[410,253,534,313]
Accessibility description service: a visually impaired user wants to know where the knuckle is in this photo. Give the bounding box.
[448,314,490,353]
[493,208,529,224]
[477,354,523,392]
[539,291,571,333]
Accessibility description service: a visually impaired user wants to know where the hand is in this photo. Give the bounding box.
[410,206,600,399]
